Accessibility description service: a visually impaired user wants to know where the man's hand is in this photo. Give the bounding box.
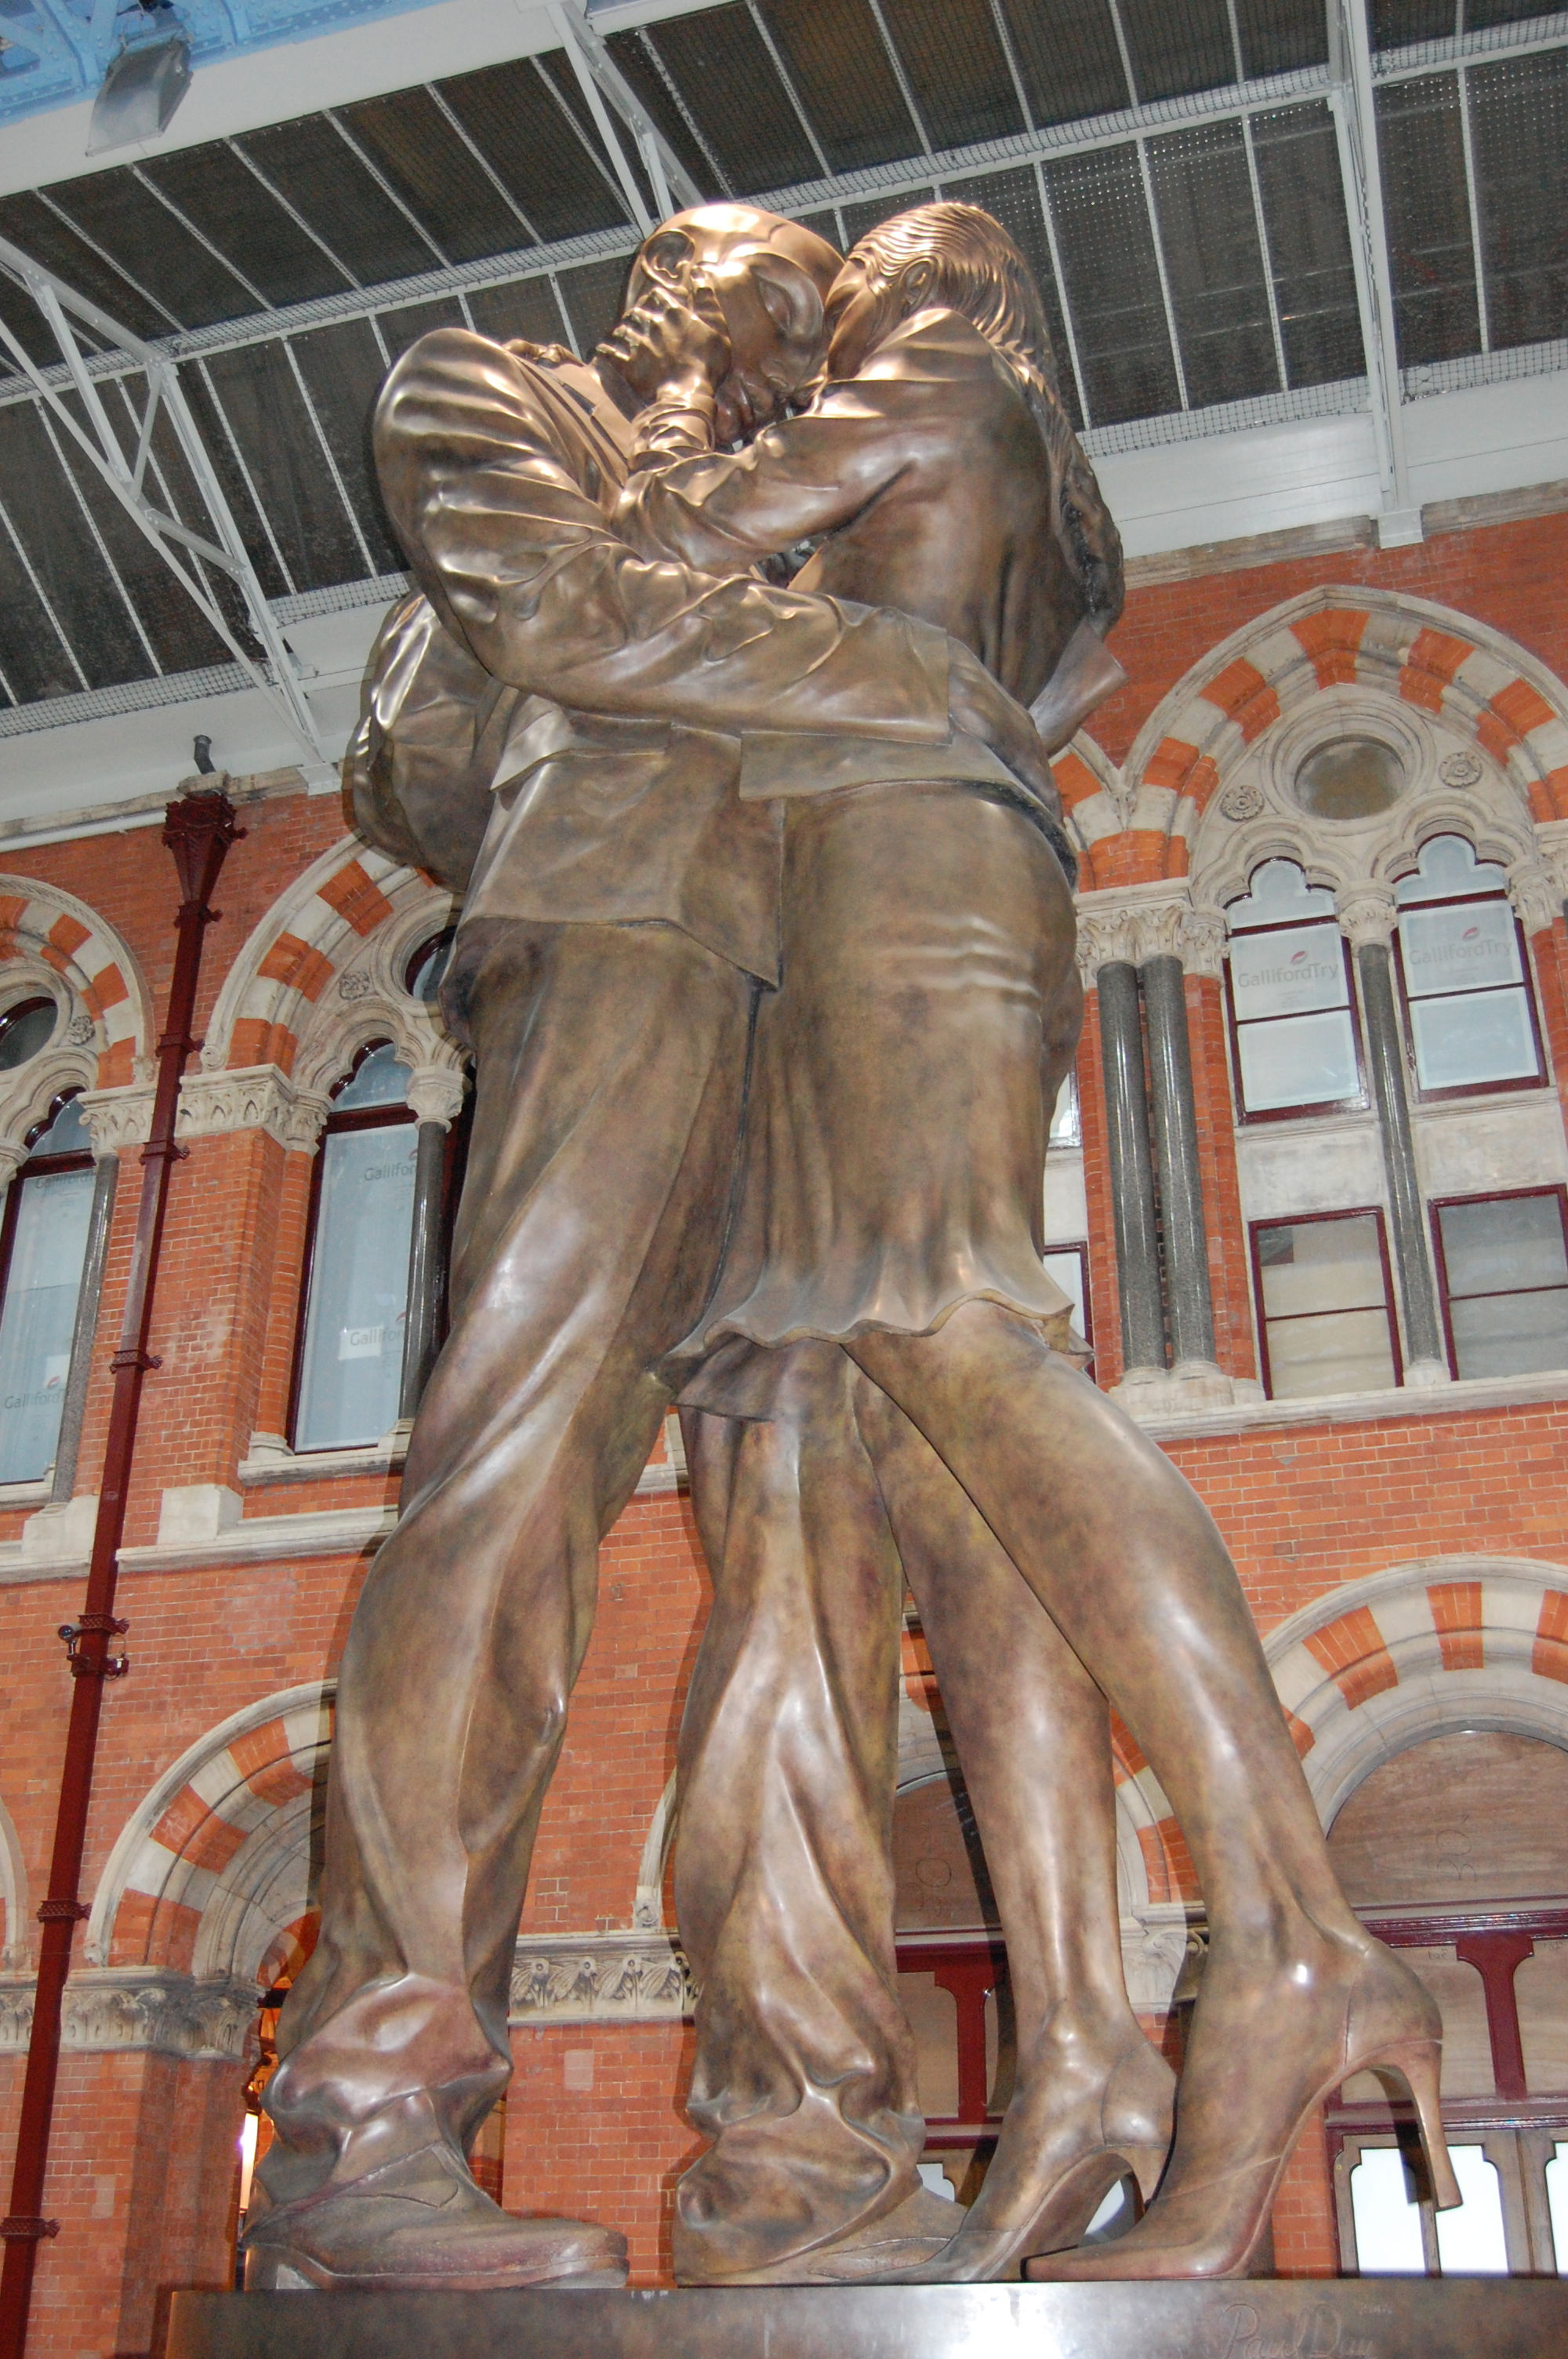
[608,272,731,409]
[947,643,1064,824]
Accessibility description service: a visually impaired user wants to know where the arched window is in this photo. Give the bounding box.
[1393,835,1544,1100]
[0,1092,95,1485]
[0,998,57,1072]
[1225,860,1364,1119]
[290,1045,418,1453]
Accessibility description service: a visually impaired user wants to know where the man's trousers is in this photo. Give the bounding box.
[260,919,755,2208]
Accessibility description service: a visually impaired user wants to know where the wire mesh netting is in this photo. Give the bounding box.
[1377,71,1483,365]
[464,278,577,350]
[289,318,403,572]
[629,6,819,196]
[201,339,368,591]
[1145,119,1280,408]
[435,56,630,245]
[140,143,353,311]
[1251,101,1367,387]
[877,0,1026,151]
[1043,144,1181,423]
[338,86,542,265]
[756,0,923,176]
[1467,48,1568,350]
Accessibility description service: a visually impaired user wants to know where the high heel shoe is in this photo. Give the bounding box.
[884,2036,1174,2283]
[1025,1940,1459,2282]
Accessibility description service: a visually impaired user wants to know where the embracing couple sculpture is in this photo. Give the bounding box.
[244,200,1457,2295]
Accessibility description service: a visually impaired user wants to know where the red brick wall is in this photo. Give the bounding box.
[2,507,1567,2342]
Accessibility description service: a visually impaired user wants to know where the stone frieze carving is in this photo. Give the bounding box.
[0,1969,257,2061]
[509,1933,698,2026]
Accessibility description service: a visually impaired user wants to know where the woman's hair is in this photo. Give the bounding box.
[849,202,1123,631]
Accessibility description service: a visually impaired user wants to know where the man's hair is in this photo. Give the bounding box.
[850,202,1123,631]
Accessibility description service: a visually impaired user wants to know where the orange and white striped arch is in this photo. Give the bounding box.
[201,837,453,1082]
[0,874,151,1097]
[1122,587,1568,880]
[87,1685,334,1986]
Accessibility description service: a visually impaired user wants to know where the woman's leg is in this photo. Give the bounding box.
[855,1372,1172,2273]
[848,1303,1450,2275]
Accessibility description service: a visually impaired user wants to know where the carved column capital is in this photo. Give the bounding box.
[1075,904,1145,980]
[176,1067,332,1154]
[1076,888,1226,980]
[405,1065,468,1129]
[1338,889,1398,949]
[1507,860,1563,937]
[78,1085,155,1158]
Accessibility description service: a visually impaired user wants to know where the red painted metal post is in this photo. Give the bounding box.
[0,791,240,2359]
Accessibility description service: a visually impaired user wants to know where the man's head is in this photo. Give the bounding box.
[602,205,842,436]
[825,201,1058,387]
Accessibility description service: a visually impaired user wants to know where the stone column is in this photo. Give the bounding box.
[1091,955,1166,1379]
[401,1066,468,1417]
[1138,909,1227,1381]
[1341,892,1447,1386]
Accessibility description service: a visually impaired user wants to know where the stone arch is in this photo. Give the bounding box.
[1262,1556,1568,1830]
[1123,587,1568,879]
[86,1684,335,1987]
[0,878,152,1154]
[199,838,463,1108]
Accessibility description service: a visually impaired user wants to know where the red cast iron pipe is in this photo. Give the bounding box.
[0,791,241,2359]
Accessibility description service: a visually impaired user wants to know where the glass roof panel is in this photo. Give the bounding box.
[0,402,148,686]
[238,116,440,285]
[554,255,634,356]
[289,318,404,573]
[1147,119,1281,409]
[436,55,629,245]
[1117,0,1236,105]
[1043,143,1181,425]
[956,163,1085,428]
[1376,72,1483,366]
[1251,102,1366,388]
[464,278,575,349]
[201,339,367,589]
[878,0,1025,151]
[141,142,354,307]
[638,7,818,194]
[49,168,258,330]
[604,27,728,198]
[1235,0,1329,77]
[0,191,172,339]
[1468,49,1568,351]
[996,0,1131,128]
[339,85,539,264]
[757,0,922,175]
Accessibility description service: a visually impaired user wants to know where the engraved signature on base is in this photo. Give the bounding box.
[1210,2300,1386,2359]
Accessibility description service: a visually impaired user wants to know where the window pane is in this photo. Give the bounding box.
[0,1166,94,1483]
[1231,924,1348,1021]
[1228,859,1338,927]
[1043,1249,1087,1334]
[1266,1306,1396,1399]
[1408,987,1539,1092]
[1396,834,1508,903]
[1547,2141,1568,2274]
[1237,1007,1360,1112]
[336,1045,413,1109]
[1399,900,1523,998]
[1049,1074,1081,1148]
[1449,1286,1568,1379]
[1439,1194,1568,1296]
[295,1123,417,1449]
[1258,1213,1387,1318]
[1433,2146,1509,2274]
[1348,2145,1428,2274]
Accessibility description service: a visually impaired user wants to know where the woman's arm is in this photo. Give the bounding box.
[616,383,910,580]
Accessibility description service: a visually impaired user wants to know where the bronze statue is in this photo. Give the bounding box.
[249,194,1459,2298]
[619,202,1459,2284]
[245,205,1076,2295]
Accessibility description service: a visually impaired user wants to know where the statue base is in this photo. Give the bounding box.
[166,2277,1568,2357]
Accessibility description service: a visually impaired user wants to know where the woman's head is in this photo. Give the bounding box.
[828,201,1122,632]
[826,202,1058,391]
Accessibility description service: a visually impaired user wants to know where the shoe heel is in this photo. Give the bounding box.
[1118,2140,1168,2207]
[1376,2040,1461,2212]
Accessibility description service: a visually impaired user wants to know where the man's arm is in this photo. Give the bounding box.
[375,329,949,745]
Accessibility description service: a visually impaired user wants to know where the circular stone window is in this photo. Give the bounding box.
[1293,736,1406,821]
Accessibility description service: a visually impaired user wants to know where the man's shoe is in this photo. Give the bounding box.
[243,2140,626,2291]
